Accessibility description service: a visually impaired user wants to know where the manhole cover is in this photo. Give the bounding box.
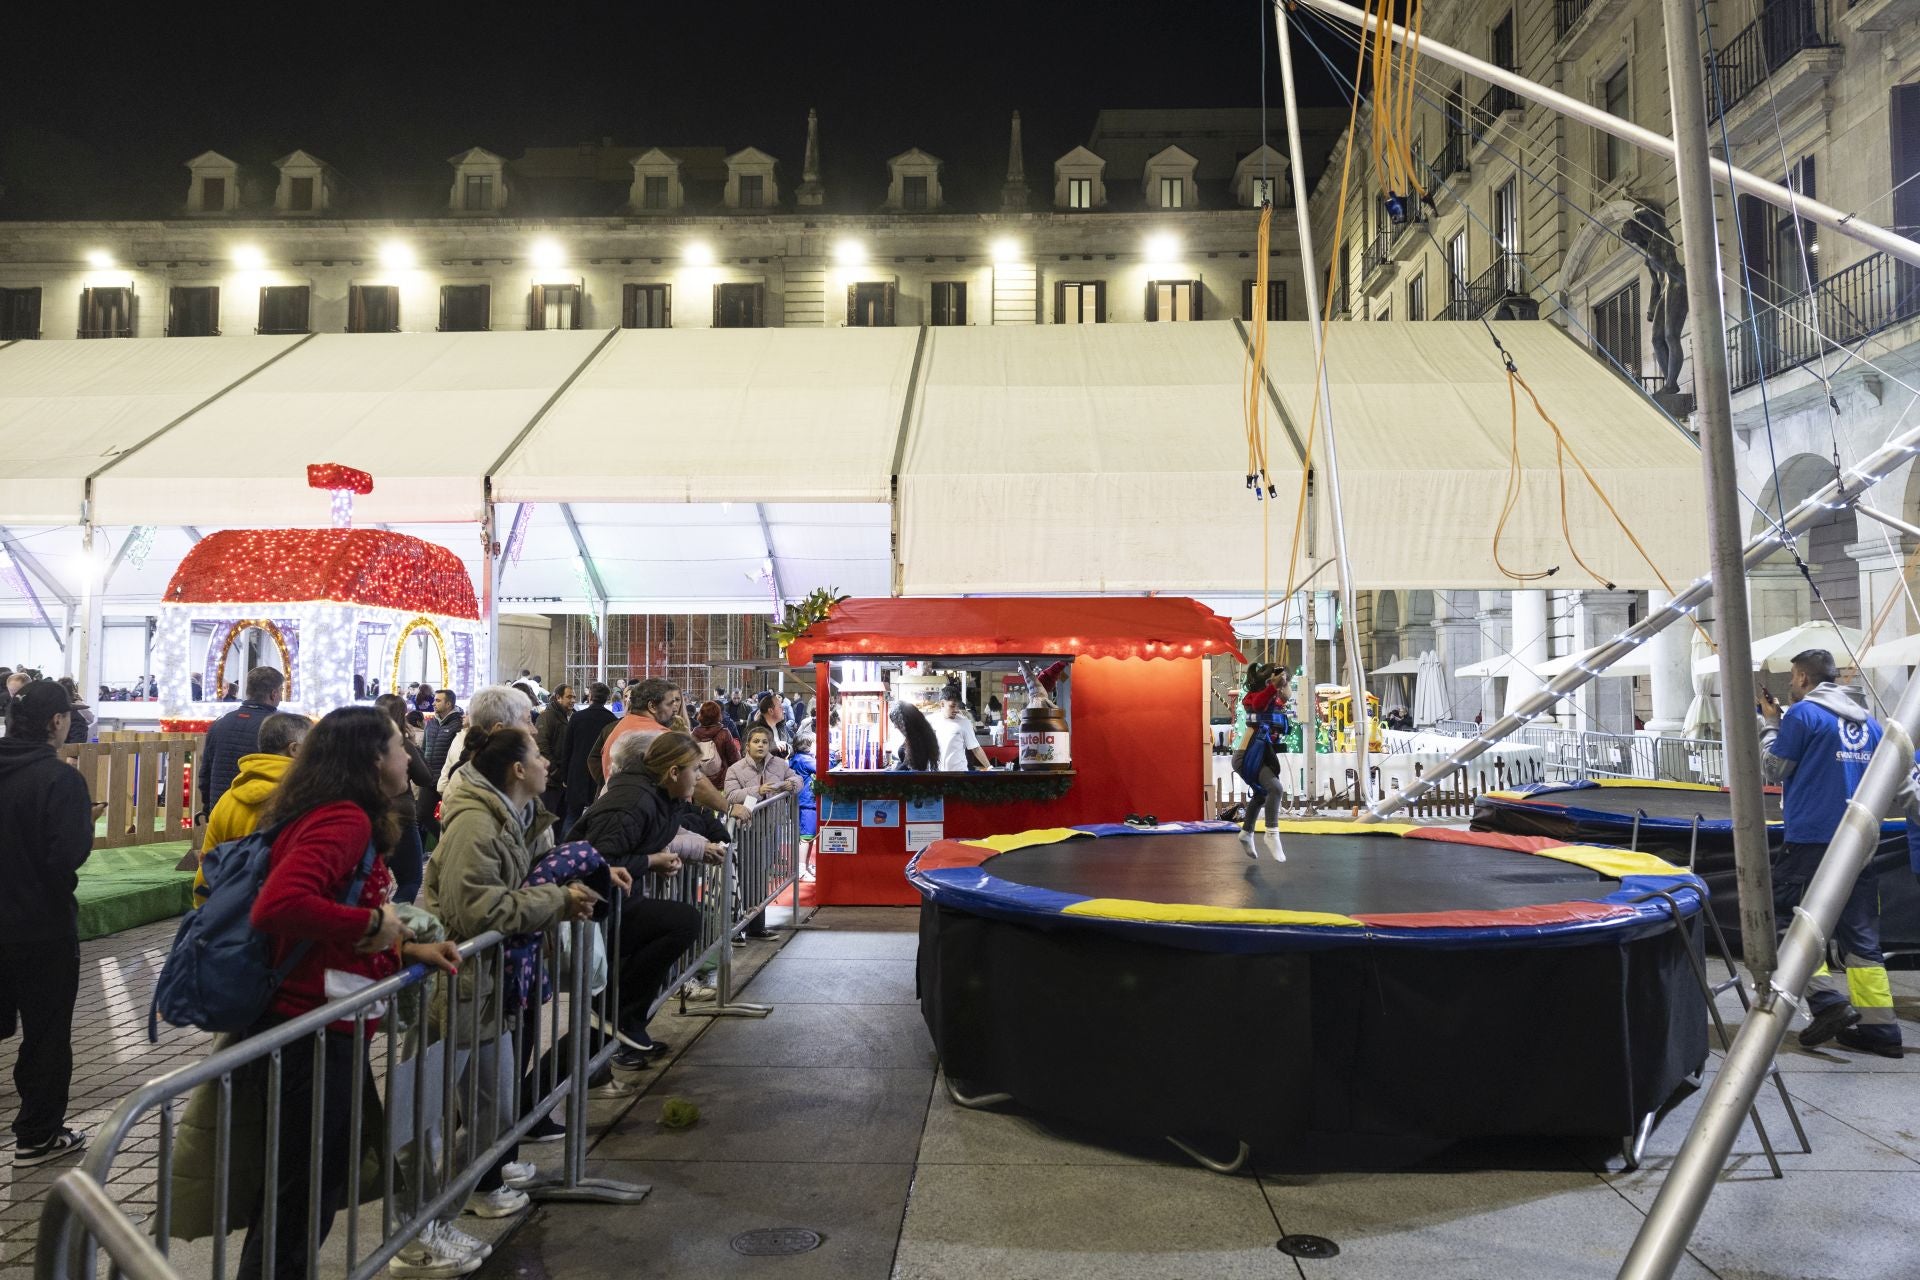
[731,1227,824,1256]
[1277,1234,1341,1259]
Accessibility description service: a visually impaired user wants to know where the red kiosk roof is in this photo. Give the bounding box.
[785,597,1243,664]
[163,529,480,620]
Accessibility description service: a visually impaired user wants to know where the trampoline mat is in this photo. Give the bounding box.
[1502,786,1780,826]
[983,831,1612,918]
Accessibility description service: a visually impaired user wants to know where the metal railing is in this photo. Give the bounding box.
[1437,253,1528,321]
[38,794,801,1280]
[1705,0,1834,125]
[1728,249,1920,391]
[1432,133,1470,186]
[1476,79,1522,124]
[1360,225,1397,287]
[1556,0,1594,38]
[1511,725,1726,786]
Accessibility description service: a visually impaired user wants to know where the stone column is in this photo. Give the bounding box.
[1507,589,1550,716]
[1746,554,1810,641]
[1476,591,1512,723]
[1572,589,1636,732]
[1433,590,1483,723]
[1645,589,1692,733]
[1847,534,1916,707]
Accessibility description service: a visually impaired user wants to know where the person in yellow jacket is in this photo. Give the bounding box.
[194,713,311,903]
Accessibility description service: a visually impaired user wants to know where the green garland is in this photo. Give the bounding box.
[817,771,1076,804]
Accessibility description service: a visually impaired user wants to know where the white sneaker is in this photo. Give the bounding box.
[501,1160,537,1188]
[433,1221,491,1261]
[589,1076,638,1100]
[390,1225,484,1278]
[463,1185,530,1218]
[682,981,718,1003]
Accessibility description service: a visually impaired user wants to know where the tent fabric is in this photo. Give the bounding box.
[784,595,1243,665]
[0,336,304,524]
[91,332,607,526]
[1371,657,1423,675]
[491,327,921,504]
[1692,621,1867,675]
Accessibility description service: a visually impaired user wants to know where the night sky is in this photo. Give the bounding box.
[1,0,1344,211]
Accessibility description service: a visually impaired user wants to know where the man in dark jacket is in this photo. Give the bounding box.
[418,689,463,838]
[0,681,96,1164]
[196,665,284,815]
[559,683,616,838]
[534,684,575,817]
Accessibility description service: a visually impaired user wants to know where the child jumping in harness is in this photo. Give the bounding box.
[1232,663,1291,859]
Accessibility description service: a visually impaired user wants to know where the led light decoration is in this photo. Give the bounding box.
[307,462,375,529]
[389,616,453,694]
[210,617,297,702]
[124,525,157,570]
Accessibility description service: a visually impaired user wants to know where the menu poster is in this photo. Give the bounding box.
[860,800,901,828]
[820,827,859,855]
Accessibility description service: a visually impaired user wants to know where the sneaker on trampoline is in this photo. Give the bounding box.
[1833,1028,1905,1059]
[433,1221,491,1261]
[463,1186,530,1218]
[390,1227,484,1278]
[1797,1003,1861,1048]
[501,1160,537,1188]
[13,1128,86,1167]
[523,1113,566,1143]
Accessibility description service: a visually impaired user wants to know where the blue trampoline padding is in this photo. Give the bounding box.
[1484,779,1906,839]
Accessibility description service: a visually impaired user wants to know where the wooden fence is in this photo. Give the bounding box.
[57,731,204,850]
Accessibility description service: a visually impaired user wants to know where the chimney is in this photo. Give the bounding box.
[797,108,825,207]
[1001,110,1030,212]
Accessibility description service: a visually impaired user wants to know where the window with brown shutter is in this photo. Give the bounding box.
[930,281,967,326]
[1241,279,1286,322]
[623,283,671,329]
[713,282,765,328]
[347,284,400,333]
[1145,280,1200,321]
[257,285,310,334]
[846,281,895,326]
[288,176,314,211]
[167,286,220,337]
[79,286,134,338]
[1053,281,1105,324]
[0,287,42,339]
[529,283,583,330]
[439,284,491,331]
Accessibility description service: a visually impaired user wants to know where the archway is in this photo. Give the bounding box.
[211,618,292,701]
[390,617,452,696]
[1754,453,1860,627]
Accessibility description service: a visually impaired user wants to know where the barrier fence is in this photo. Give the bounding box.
[58,732,204,850]
[36,793,801,1280]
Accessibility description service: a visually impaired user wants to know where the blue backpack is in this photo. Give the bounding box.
[149,824,375,1041]
[1235,711,1291,791]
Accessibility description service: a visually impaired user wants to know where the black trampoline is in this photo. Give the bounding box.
[1473,779,1920,954]
[910,820,1710,1165]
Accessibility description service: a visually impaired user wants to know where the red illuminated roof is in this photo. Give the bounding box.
[785,597,1243,665]
[163,529,480,620]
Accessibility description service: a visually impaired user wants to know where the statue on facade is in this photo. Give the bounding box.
[1620,206,1688,395]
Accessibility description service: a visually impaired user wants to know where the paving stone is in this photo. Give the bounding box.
[731,956,919,1005]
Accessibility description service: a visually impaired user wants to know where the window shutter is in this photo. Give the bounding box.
[1145,283,1158,321]
[1093,283,1106,323]
[348,285,364,333]
[478,284,491,331]
[1053,280,1065,323]
[1738,194,1771,305]
[622,284,636,329]
[167,289,181,336]
[882,282,897,326]
[953,283,966,326]
[662,285,672,328]
[1242,279,1255,321]
[1893,85,1920,238]
[208,287,220,336]
[753,283,766,327]
[847,283,858,326]
[712,285,723,327]
[1190,280,1204,321]
[78,287,92,337]
[439,286,451,332]
[529,285,544,330]
[573,280,584,330]
[258,285,270,333]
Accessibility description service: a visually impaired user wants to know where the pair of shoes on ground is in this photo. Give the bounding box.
[1799,1004,1905,1058]
[391,1220,493,1278]
[681,980,718,1003]
[591,1012,671,1056]
[464,1174,533,1221]
[13,1127,87,1166]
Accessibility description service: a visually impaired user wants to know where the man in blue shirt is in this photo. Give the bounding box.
[1760,649,1919,1058]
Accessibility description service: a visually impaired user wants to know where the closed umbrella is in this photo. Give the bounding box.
[1683,627,1720,739]
[1412,649,1454,728]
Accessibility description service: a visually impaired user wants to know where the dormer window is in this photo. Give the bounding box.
[448,148,507,214]
[185,151,240,214]
[288,178,313,211]
[1250,178,1275,206]
[643,176,669,208]
[723,148,779,211]
[628,149,685,213]
[273,151,333,215]
[202,178,227,210]
[1233,145,1288,209]
[884,149,944,212]
[1068,178,1092,209]
[1053,147,1107,211]
[1142,145,1198,211]
[739,175,765,209]
[1159,177,1184,209]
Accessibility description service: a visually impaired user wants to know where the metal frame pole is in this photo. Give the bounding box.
[1289,0,1920,271]
[1273,7,1368,807]
[1619,675,1920,1278]
[1656,0,1775,982]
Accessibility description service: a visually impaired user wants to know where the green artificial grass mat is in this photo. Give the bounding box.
[76,841,197,940]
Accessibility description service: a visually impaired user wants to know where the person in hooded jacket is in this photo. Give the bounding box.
[201,713,311,851]
[1760,648,1920,1059]
[575,732,722,1061]
[0,681,96,1165]
[55,678,96,745]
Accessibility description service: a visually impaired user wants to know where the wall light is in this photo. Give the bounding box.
[683,241,716,266]
[530,239,565,271]
[85,249,114,269]
[833,239,867,267]
[379,241,416,270]
[232,245,266,270]
[990,237,1022,265]
[1145,232,1181,264]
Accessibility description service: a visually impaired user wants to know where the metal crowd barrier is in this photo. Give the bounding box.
[37,793,804,1280]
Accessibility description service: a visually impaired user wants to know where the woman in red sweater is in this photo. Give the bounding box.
[240,706,459,1280]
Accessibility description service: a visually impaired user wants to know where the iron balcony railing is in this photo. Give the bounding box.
[1557,0,1594,38]
[1729,249,1920,390]
[1476,79,1522,124]
[1705,0,1834,124]
[1437,253,1528,321]
[1432,133,1470,186]
[1362,225,1396,281]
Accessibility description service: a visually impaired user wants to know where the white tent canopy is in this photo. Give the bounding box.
[1692,622,1868,675]
[1455,653,1537,679]
[1536,646,1654,679]
[1857,633,1920,669]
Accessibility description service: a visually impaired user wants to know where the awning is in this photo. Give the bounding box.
[1371,657,1423,675]
[0,336,305,524]
[1693,622,1867,675]
[1537,647,1652,678]
[1456,653,1536,679]
[785,596,1244,665]
[490,327,921,503]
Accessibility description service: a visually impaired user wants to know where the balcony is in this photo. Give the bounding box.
[1704,0,1840,145]
[1431,134,1470,188]
[1728,250,1920,391]
[1436,254,1538,322]
[1557,0,1593,36]
[1361,226,1399,296]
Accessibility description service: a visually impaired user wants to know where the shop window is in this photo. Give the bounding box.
[257,285,310,335]
[0,286,42,339]
[439,283,491,332]
[348,284,399,333]
[168,286,219,337]
[624,283,670,329]
[931,281,967,326]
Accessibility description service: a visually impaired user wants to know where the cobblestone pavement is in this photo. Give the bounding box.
[0,919,213,1273]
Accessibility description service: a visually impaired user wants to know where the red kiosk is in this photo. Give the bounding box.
[787,597,1242,905]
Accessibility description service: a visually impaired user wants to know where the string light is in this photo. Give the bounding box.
[125,526,157,570]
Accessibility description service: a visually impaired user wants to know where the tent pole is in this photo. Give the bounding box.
[1274,1,1369,807]
[1657,0,1775,983]
[482,484,500,690]
[1290,0,1920,272]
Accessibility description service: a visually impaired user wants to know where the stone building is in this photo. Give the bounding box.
[1299,0,1920,732]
